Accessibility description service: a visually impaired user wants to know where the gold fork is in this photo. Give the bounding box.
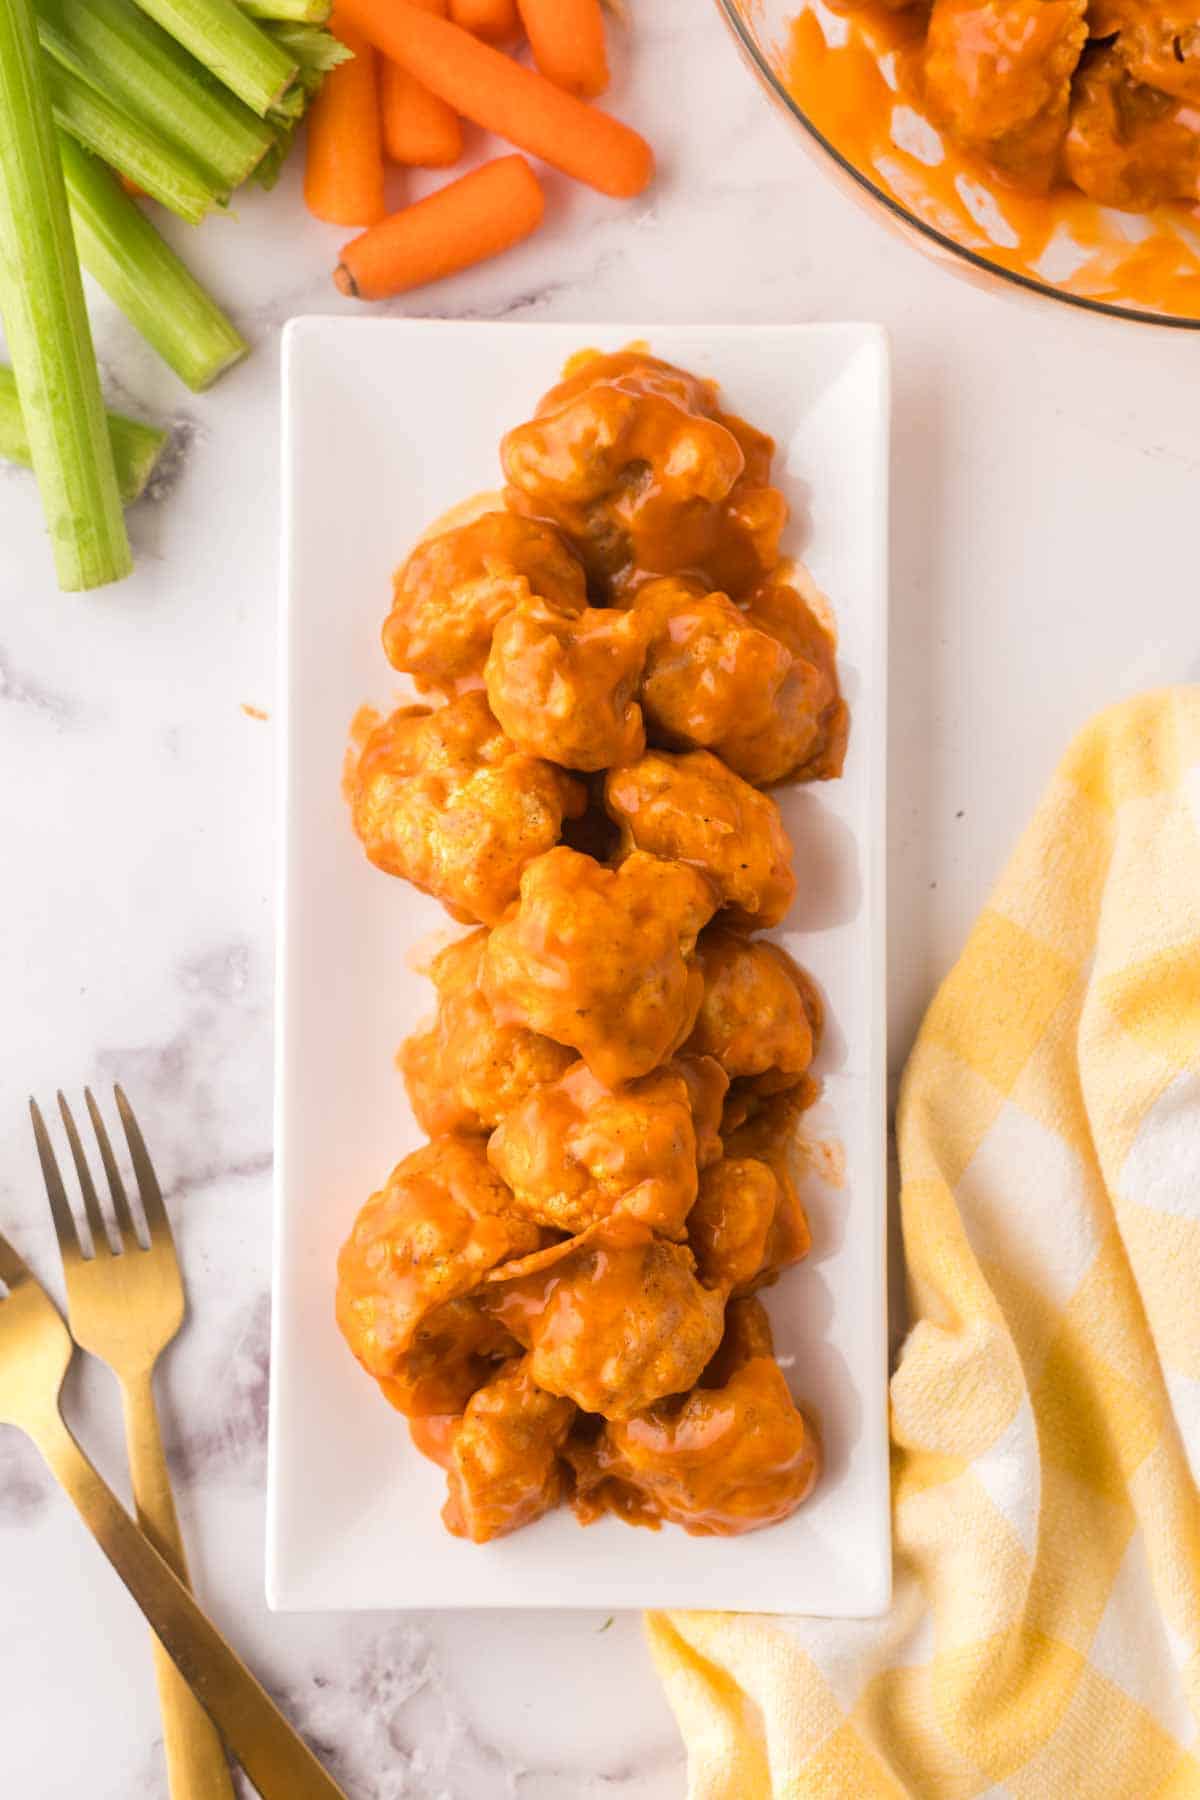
[0,1223,349,1798]
[29,1086,235,1800]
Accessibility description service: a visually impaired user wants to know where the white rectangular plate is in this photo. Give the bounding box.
[269,319,890,1615]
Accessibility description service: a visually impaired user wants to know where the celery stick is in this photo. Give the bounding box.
[251,117,291,188]
[60,133,246,392]
[48,56,219,220]
[0,0,130,589]
[0,361,166,501]
[264,16,344,83]
[128,0,298,116]
[241,0,330,23]
[250,22,344,181]
[38,0,273,192]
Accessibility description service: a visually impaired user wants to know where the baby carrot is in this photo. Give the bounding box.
[517,0,608,98]
[381,58,463,165]
[334,0,653,198]
[335,153,544,298]
[449,0,519,43]
[304,11,387,227]
[379,0,462,167]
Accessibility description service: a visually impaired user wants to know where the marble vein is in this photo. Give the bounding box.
[0,646,84,727]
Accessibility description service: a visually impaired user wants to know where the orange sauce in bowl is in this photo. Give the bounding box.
[777,2,1200,321]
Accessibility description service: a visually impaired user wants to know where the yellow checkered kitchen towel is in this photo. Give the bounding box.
[647,688,1200,1798]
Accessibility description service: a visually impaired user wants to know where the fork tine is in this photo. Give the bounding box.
[59,1093,117,1255]
[31,1098,87,1266]
[83,1089,141,1251]
[0,1225,32,1294]
[113,1085,175,1252]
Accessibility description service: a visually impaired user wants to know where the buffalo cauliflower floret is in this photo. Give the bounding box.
[605,748,795,930]
[569,1296,820,1535]
[630,575,794,752]
[399,930,574,1137]
[383,510,586,697]
[481,847,718,1085]
[442,1357,575,1542]
[335,1136,540,1382]
[350,693,584,925]
[502,351,787,598]
[685,927,822,1100]
[484,1218,726,1419]
[485,599,646,771]
[488,1056,728,1238]
[1064,47,1200,207]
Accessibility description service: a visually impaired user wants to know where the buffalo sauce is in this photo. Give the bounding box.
[781,4,1200,320]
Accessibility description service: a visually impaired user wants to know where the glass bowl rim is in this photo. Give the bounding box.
[713,0,1200,333]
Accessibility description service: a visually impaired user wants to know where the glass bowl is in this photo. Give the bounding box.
[715,0,1200,329]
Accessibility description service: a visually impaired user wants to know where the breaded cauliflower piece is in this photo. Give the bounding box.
[715,573,848,786]
[502,352,787,598]
[569,1296,820,1535]
[687,1158,784,1293]
[605,748,795,930]
[722,1096,814,1285]
[442,1357,575,1543]
[482,846,718,1085]
[1091,0,1200,102]
[677,1054,730,1172]
[485,598,646,771]
[484,1218,727,1420]
[383,510,586,697]
[335,1136,540,1383]
[923,0,1088,189]
[350,693,584,925]
[685,927,821,1098]
[488,1055,729,1238]
[399,930,574,1137]
[378,1295,518,1419]
[630,575,794,752]
[1064,48,1200,207]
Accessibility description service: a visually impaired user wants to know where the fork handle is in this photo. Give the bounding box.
[120,1368,237,1800]
[33,1407,349,1800]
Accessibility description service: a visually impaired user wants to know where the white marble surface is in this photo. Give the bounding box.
[1,1,1199,1793]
